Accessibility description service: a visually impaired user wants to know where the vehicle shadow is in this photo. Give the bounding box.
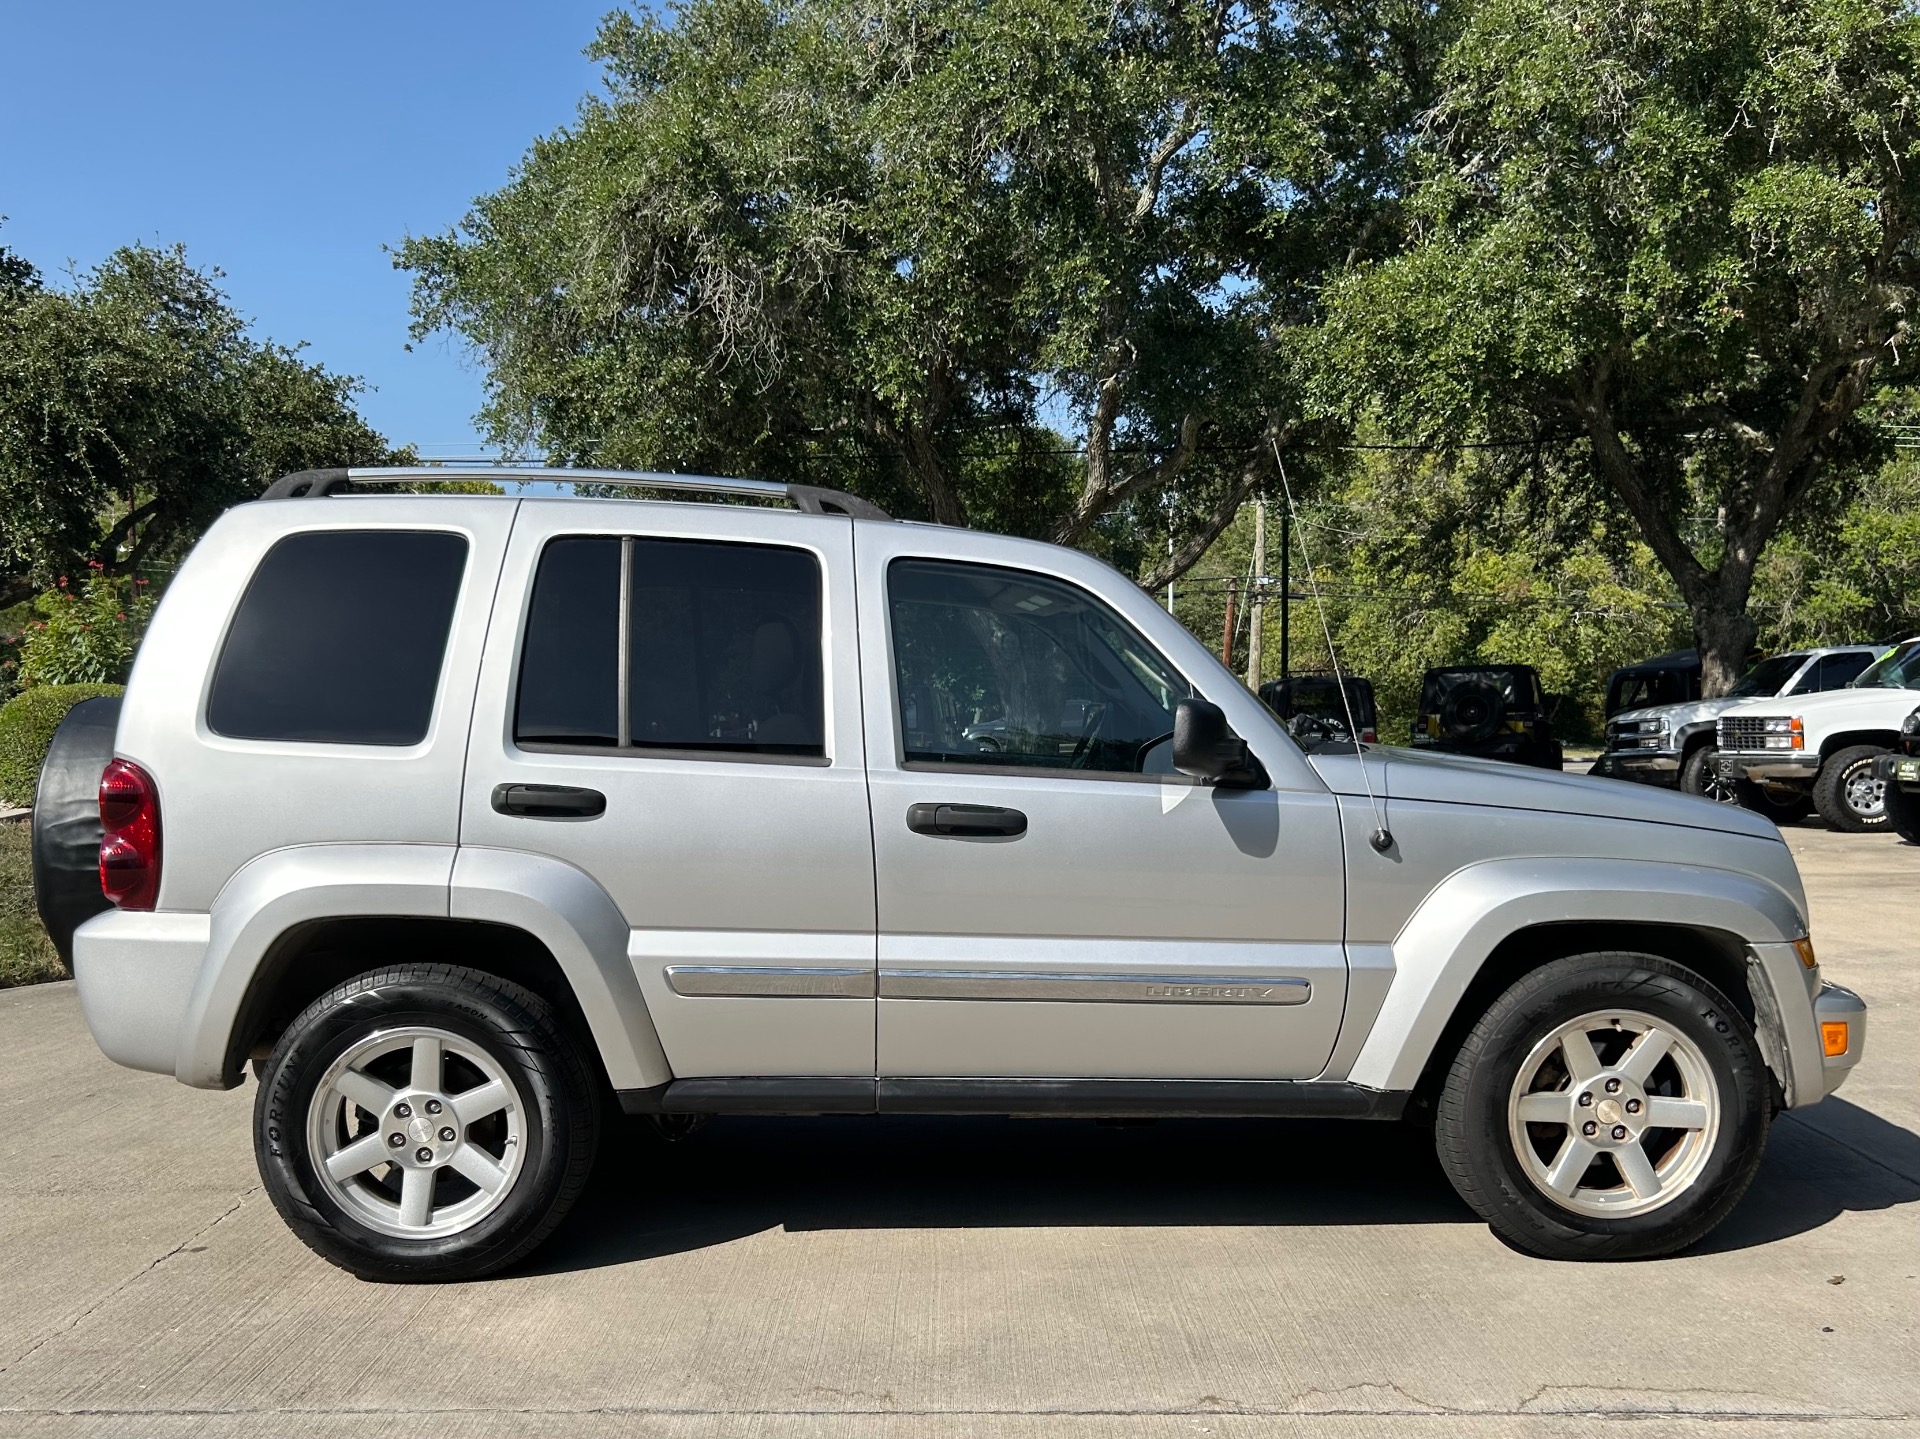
[525,1097,1919,1275]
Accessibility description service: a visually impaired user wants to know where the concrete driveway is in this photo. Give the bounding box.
[1,826,1915,1439]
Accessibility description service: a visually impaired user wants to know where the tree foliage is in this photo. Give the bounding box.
[1315,0,1920,693]
[400,0,1437,569]
[0,244,404,608]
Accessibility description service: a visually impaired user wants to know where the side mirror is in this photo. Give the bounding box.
[1173,699,1267,788]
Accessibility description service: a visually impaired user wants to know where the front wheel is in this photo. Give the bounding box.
[1679,745,1736,804]
[1811,745,1889,833]
[255,964,600,1282]
[1434,953,1769,1260]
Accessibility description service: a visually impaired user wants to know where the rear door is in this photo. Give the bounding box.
[855,527,1349,1081]
[460,499,875,1079]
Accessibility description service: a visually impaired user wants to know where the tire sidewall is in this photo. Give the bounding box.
[256,970,588,1279]
[1815,746,1888,832]
[1441,956,1769,1256]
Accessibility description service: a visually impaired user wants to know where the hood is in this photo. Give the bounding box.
[1715,687,1920,721]
[1307,745,1780,840]
[1611,695,1741,730]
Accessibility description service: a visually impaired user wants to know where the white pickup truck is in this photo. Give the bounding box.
[1714,636,1920,831]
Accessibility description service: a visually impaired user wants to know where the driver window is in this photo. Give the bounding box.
[888,557,1190,776]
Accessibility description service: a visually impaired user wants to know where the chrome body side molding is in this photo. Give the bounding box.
[665,965,876,999]
[878,968,1312,1004]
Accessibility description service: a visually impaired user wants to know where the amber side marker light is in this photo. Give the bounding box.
[1821,1022,1850,1058]
[1793,937,1818,970]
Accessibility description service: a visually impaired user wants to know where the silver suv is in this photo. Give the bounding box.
[53,468,1866,1279]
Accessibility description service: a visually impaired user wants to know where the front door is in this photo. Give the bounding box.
[857,530,1349,1080]
[461,499,876,1079]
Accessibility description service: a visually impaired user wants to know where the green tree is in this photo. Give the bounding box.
[0,243,405,608]
[1315,0,1920,694]
[399,0,1437,577]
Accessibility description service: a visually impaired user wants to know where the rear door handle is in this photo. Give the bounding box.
[906,802,1027,837]
[491,783,606,818]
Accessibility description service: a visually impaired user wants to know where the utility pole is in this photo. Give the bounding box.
[1246,497,1266,688]
[1279,501,1291,681]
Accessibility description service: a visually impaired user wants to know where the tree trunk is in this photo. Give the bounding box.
[1688,584,1759,699]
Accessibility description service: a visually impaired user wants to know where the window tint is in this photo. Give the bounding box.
[888,558,1189,775]
[627,539,823,755]
[517,537,621,745]
[514,536,825,758]
[1813,651,1875,691]
[208,530,468,745]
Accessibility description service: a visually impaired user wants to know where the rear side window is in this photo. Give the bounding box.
[208,530,469,745]
[1813,651,1875,691]
[515,535,825,758]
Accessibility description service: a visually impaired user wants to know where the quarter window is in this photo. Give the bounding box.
[207,529,468,746]
[516,536,825,758]
[887,558,1190,775]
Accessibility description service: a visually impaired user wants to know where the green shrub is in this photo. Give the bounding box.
[0,684,123,809]
[15,570,156,688]
[0,819,62,987]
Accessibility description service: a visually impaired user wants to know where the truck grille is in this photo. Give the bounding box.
[1719,715,1773,751]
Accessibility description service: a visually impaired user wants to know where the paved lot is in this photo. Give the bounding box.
[0,825,1915,1439]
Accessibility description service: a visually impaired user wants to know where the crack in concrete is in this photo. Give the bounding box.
[0,1185,257,1377]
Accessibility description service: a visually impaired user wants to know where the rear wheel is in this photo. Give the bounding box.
[255,963,599,1282]
[1434,953,1769,1260]
[1811,745,1889,833]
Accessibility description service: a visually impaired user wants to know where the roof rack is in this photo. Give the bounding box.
[259,466,891,521]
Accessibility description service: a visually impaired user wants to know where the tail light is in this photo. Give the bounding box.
[1361,728,1378,744]
[99,759,162,910]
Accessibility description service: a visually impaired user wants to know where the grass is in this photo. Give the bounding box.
[0,819,63,988]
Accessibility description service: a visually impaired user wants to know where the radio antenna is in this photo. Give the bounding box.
[1270,440,1394,855]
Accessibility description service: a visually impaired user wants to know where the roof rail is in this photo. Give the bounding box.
[259,466,892,521]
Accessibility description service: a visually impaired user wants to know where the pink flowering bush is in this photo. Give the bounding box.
[15,568,157,688]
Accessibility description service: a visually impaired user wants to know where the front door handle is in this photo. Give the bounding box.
[906,802,1027,837]
[492,783,606,818]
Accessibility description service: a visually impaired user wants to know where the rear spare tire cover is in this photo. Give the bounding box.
[30,696,122,969]
[1440,681,1506,745]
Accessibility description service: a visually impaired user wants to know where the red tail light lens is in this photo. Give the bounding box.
[99,759,162,910]
[1362,728,1378,744]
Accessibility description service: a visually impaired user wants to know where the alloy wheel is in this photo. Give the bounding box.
[306,1026,526,1240]
[1507,1009,1720,1219]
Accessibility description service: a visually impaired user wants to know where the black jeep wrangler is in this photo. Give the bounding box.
[1257,673,1377,746]
[1413,665,1564,769]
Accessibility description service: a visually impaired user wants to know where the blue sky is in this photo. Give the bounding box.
[1,1,621,457]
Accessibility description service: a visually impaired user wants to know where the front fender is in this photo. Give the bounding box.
[181,844,456,1087]
[1344,857,1806,1094]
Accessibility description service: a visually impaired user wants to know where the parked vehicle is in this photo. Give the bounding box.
[1604,650,1703,718]
[1598,646,1885,802]
[1257,673,1378,745]
[41,466,1864,1278]
[1412,665,1563,769]
[1715,636,1920,831]
[1872,705,1920,844]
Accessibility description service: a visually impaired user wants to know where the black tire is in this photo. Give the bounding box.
[1885,782,1920,845]
[1679,744,1735,804]
[1439,682,1506,745]
[28,696,122,968]
[1811,745,1890,832]
[1731,778,1813,824]
[1434,952,1770,1261]
[255,964,600,1282]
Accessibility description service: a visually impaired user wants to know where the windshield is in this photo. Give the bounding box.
[1852,641,1920,690]
[1725,654,1805,699]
